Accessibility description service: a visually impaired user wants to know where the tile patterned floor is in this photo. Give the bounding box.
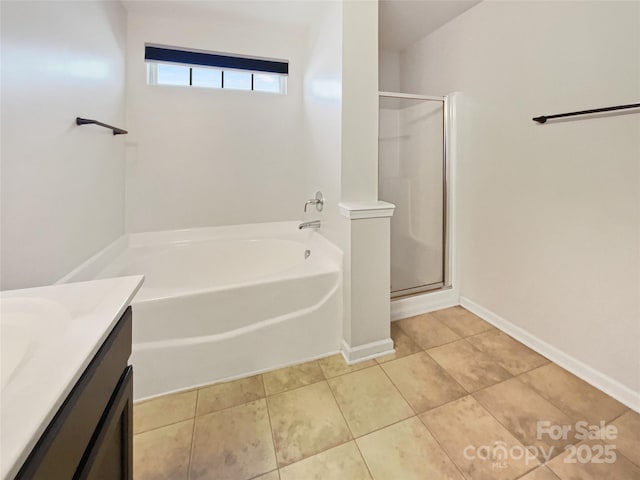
[133,306,640,480]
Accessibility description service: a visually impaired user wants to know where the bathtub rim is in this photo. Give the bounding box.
[56,221,343,286]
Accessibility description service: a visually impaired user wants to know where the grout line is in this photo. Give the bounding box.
[133,385,201,407]
[319,360,378,381]
[248,469,280,480]
[269,380,356,470]
[417,406,469,480]
[324,373,357,439]
[327,365,413,479]
[134,418,193,436]
[513,466,562,480]
[352,437,376,480]
[505,359,553,377]
[266,376,325,397]
[324,366,457,442]
[421,348,477,395]
[616,449,640,471]
[395,318,464,351]
[377,350,492,418]
[135,391,263,435]
[463,330,552,376]
[377,360,418,416]
[324,367,418,478]
[468,389,554,467]
[262,374,281,473]
[186,389,199,480]
[512,365,628,428]
[133,360,381,437]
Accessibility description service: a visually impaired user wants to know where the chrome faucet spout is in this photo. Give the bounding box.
[298,220,321,230]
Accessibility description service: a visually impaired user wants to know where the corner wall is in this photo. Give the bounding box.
[401,1,640,395]
[1,0,127,289]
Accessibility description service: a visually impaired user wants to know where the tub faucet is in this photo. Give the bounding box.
[304,191,324,212]
[298,220,320,230]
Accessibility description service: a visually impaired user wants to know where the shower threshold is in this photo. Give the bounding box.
[391,281,445,299]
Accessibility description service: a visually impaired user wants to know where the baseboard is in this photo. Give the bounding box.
[391,288,460,321]
[460,297,640,413]
[341,338,394,365]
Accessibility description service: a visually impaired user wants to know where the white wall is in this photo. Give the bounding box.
[401,1,640,393]
[341,0,379,203]
[379,49,400,92]
[1,0,127,290]
[303,2,344,249]
[125,8,308,232]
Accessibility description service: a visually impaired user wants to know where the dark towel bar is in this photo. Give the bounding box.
[76,117,128,135]
[533,103,640,124]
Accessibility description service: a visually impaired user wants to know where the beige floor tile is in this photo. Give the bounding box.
[317,354,377,378]
[190,399,276,480]
[432,306,495,337]
[607,410,640,467]
[133,418,193,480]
[267,381,352,467]
[375,323,422,364]
[518,466,561,480]
[133,390,197,434]
[263,360,325,396]
[474,377,577,460]
[396,312,460,349]
[427,339,512,392]
[518,364,627,425]
[547,438,640,480]
[420,396,539,480]
[327,366,414,437]
[279,441,371,480]
[254,471,280,480]
[196,375,264,416]
[467,330,549,375]
[381,352,466,413]
[357,416,464,480]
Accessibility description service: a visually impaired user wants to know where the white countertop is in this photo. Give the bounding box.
[0,275,144,480]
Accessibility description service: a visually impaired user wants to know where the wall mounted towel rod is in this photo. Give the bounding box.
[76,117,128,135]
[533,103,640,124]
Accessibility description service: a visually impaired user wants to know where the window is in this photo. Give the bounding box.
[145,44,288,94]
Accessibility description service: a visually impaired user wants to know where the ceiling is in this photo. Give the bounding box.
[379,0,481,52]
[122,0,326,30]
[122,0,480,52]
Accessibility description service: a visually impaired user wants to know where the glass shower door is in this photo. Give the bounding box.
[378,93,446,297]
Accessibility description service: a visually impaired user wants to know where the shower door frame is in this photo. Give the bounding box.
[378,91,450,299]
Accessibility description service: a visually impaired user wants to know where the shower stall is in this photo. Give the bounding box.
[378,92,448,298]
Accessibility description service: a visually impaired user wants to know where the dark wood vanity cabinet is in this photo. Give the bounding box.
[16,307,133,480]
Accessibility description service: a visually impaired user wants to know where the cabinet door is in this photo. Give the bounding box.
[16,308,132,480]
[75,366,133,480]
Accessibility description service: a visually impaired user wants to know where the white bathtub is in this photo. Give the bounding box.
[60,222,343,400]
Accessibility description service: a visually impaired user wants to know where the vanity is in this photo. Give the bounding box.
[0,276,143,480]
